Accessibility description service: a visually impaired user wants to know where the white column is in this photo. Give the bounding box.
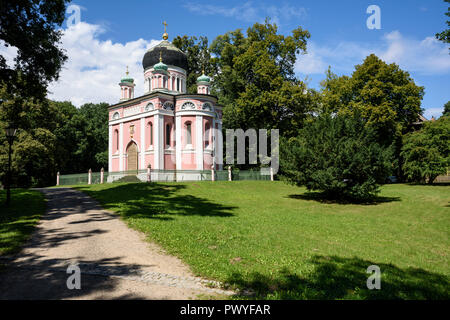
[212,118,216,168]
[159,114,164,169]
[217,121,223,170]
[108,125,112,172]
[176,115,182,170]
[196,115,203,170]
[140,117,145,169]
[154,114,160,170]
[119,122,124,171]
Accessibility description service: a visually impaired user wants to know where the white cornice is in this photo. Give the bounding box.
[109,109,174,125]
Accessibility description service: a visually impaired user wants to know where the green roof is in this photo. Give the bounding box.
[154,61,168,71]
[121,77,134,84]
[197,73,211,83]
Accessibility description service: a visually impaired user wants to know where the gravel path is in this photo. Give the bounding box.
[0,188,233,300]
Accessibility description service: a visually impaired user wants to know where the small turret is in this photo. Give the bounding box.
[197,68,211,94]
[119,66,135,101]
[151,52,169,91]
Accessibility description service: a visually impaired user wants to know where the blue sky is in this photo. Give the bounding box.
[5,0,448,118]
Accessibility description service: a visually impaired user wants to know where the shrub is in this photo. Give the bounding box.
[401,116,450,184]
[281,113,394,200]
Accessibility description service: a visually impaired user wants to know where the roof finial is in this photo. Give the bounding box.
[162,21,168,40]
[159,51,163,63]
[126,66,129,76]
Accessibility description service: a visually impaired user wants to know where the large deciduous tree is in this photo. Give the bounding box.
[320,54,424,179]
[0,0,70,104]
[443,101,450,117]
[210,20,316,137]
[172,35,214,95]
[401,116,450,184]
[435,0,450,48]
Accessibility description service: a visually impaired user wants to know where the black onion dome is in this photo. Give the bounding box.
[142,40,188,71]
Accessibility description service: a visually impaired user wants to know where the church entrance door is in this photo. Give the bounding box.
[127,142,138,171]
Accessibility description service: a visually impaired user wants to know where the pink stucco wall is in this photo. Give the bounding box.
[109,92,222,173]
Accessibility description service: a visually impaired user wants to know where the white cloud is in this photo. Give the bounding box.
[183,1,306,25]
[47,22,159,106]
[295,31,450,76]
[379,31,450,75]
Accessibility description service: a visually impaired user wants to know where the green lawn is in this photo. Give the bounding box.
[0,189,46,256]
[76,181,450,299]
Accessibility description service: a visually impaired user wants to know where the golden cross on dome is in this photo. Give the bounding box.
[162,21,168,40]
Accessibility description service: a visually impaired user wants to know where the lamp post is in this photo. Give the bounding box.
[5,125,17,207]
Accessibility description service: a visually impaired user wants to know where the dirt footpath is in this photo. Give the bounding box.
[0,188,231,300]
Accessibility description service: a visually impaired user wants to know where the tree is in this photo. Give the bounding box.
[0,82,64,187]
[321,55,424,142]
[281,113,394,200]
[76,103,109,171]
[172,35,214,95]
[435,0,450,49]
[209,20,316,137]
[443,101,450,117]
[401,116,450,184]
[0,0,69,102]
[0,87,110,187]
[320,55,424,179]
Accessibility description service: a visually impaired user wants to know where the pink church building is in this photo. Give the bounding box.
[107,26,223,181]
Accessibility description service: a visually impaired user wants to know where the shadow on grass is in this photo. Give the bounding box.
[0,190,46,256]
[287,192,401,205]
[77,183,237,221]
[227,255,449,300]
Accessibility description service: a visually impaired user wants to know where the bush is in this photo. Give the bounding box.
[401,116,450,184]
[281,113,394,200]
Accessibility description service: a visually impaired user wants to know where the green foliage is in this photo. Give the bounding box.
[210,20,316,137]
[281,113,394,200]
[320,54,424,180]
[0,85,109,187]
[172,35,214,95]
[401,116,450,184]
[0,0,70,101]
[321,55,424,144]
[435,0,450,47]
[443,101,450,117]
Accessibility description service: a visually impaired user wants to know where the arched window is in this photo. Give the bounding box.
[145,103,154,112]
[205,123,210,148]
[114,129,119,152]
[112,112,120,120]
[148,122,153,147]
[202,103,212,111]
[177,78,180,91]
[163,77,167,88]
[166,124,171,147]
[181,102,196,110]
[163,102,174,111]
[185,122,192,146]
